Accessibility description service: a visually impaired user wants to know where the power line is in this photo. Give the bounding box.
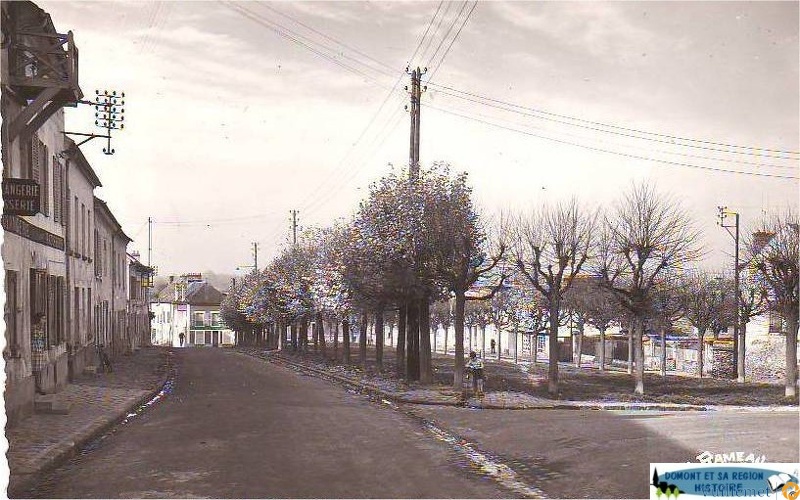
[427,1,477,81]
[424,1,470,70]
[222,1,395,90]
[424,102,799,180]
[288,2,450,218]
[428,86,797,171]
[426,81,800,158]
[408,1,444,65]
[256,2,397,78]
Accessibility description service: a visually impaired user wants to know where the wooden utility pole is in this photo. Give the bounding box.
[407,67,424,180]
[252,242,259,271]
[290,210,298,245]
[147,217,152,267]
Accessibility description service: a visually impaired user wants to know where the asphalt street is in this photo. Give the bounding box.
[20,347,800,499]
[21,348,508,498]
[409,406,800,498]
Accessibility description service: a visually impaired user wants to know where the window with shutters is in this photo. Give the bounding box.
[56,277,65,344]
[47,275,57,346]
[41,143,49,217]
[81,203,86,255]
[73,196,79,252]
[95,229,101,276]
[4,271,19,354]
[52,157,62,223]
[28,135,39,181]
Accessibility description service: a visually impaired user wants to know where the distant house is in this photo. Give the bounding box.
[127,252,152,352]
[150,274,235,347]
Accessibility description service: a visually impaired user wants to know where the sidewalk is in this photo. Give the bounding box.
[241,347,797,413]
[5,346,174,496]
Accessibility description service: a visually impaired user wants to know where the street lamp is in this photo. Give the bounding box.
[717,206,742,381]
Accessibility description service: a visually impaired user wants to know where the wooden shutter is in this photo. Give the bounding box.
[52,157,61,223]
[41,143,49,216]
[30,136,40,182]
[5,271,18,349]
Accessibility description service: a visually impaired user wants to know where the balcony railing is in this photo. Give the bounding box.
[5,30,81,101]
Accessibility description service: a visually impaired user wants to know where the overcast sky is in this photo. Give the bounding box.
[40,1,799,278]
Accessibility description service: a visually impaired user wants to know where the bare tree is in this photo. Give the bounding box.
[564,276,622,370]
[750,209,799,398]
[681,270,728,377]
[735,232,772,383]
[650,274,686,377]
[511,199,598,395]
[596,182,701,395]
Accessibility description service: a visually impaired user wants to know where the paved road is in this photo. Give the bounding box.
[20,348,508,498]
[409,406,800,498]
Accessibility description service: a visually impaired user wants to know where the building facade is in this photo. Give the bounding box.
[2,0,82,423]
[93,196,131,358]
[151,275,235,347]
[127,252,152,352]
[64,138,102,378]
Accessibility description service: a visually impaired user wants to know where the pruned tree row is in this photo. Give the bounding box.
[222,165,799,398]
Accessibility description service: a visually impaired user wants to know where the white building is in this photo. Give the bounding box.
[151,274,235,347]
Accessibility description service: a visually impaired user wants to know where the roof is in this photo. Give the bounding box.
[153,280,224,306]
[65,138,102,188]
[186,281,225,305]
[94,196,132,243]
[127,253,152,274]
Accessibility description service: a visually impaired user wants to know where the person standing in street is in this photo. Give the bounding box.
[31,313,47,394]
[179,332,185,347]
[466,351,485,397]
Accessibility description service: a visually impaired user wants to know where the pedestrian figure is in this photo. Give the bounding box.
[490,338,496,354]
[31,313,47,394]
[466,351,485,397]
[98,343,113,373]
[179,332,185,347]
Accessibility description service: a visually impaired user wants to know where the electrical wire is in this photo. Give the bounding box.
[423,102,799,180]
[426,81,800,158]
[428,85,798,171]
[426,1,477,81]
[222,1,395,90]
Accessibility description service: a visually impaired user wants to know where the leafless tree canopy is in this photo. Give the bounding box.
[511,199,598,301]
[598,182,702,315]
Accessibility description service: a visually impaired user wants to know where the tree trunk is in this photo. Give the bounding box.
[406,298,420,382]
[333,320,339,361]
[497,326,502,361]
[317,312,326,357]
[660,326,667,377]
[342,318,351,365]
[737,317,747,383]
[419,296,433,384]
[291,323,298,351]
[453,292,466,391]
[697,329,706,378]
[312,321,319,352]
[599,328,606,371]
[481,325,486,360]
[397,304,407,377]
[300,320,309,352]
[785,313,798,398]
[443,324,449,355]
[547,303,560,396]
[634,317,645,395]
[359,311,368,368]
[375,307,384,371]
[627,321,634,375]
[575,317,584,368]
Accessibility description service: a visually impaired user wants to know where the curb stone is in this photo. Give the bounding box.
[7,354,174,498]
[239,349,726,412]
